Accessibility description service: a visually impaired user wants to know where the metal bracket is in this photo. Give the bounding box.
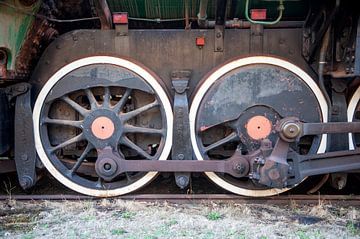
[10,83,37,190]
[171,70,192,189]
[114,13,129,56]
[250,24,264,53]
[329,79,349,190]
[329,79,348,151]
[213,0,227,52]
[214,25,224,52]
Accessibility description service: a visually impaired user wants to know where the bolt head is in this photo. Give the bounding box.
[282,122,301,139]
[21,154,28,161]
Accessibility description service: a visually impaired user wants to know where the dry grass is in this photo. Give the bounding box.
[0,199,360,239]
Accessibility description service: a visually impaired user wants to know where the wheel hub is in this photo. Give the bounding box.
[246,115,272,140]
[82,109,123,149]
[91,116,115,140]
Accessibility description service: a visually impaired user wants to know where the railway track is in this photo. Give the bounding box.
[1,194,360,206]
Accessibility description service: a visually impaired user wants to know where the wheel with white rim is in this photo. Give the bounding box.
[189,56,328,197]
[347,85,360,150]
[33,56,173,197]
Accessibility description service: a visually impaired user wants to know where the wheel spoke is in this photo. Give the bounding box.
[61,95,89,117]
[103,87,111,108]
[85,89,98,110]
[120,136,154,160]
[204,132,238,152]
[69,143,94,175]
[95,177,105,188]
[123,124,164,135]
[50,133,85,152]
[125,172,133,182]
[121,100,159,121]
[113,88,132,114]
[42,117,83,128]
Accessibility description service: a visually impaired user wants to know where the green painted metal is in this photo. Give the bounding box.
[0,0,40,70]
[107,0,307,21]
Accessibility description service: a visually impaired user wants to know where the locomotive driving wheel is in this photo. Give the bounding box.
[33,56,173,197]
[347,85,360,150]
[190,56,328,197]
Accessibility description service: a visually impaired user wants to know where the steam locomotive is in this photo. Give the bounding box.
[0,0,359,197]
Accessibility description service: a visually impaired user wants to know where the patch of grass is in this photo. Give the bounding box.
[79,231,92,239]
[21,232,35,239]
[201,231,215,239]
[347,221,360,236]
[122,211,136,219]
[111,228,127,235]
[226,230,246,239]
[206,211,222,221]
[40,223,49,229]
[259,236,268,239]
[81,214,96,222]
[296,231,310,239]
[237,233,247,239]
[144,235,157,239]
[0,213,39,233]
[165,219,178,227]
[296,230,325,239]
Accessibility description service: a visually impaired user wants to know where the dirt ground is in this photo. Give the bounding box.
[0,199,360,239]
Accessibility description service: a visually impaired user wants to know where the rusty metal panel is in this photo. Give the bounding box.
[0,0,40,71]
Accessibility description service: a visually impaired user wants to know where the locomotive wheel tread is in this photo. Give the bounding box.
[33,56,173,197]
[189,56,329,197]
[347,86,360,150]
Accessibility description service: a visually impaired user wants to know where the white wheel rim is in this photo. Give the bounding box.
[189,56,328,197]
[33,56,173,197]
[347,86,360,150]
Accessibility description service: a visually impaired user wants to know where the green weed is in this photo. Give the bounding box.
[206,211,222,221]
[111,228,127,235]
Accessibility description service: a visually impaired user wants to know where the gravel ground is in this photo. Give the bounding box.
[0,199,360,239]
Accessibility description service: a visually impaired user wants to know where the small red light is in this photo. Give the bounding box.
[196,37,205,46]
[250,9,267,20]
[113,13,128,24]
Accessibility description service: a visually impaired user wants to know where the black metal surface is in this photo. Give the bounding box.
[110,155,249,178]
[13,83,37,189]
[171,71,192,189]
[213,0,227,52]
[355,17,360,76]
[328,79,348,151]
[93,119,360,190]
[0,160,16,174]
[196,64,322,131]
[214,0,227,26]
[31,28,306,99]
[250,24,264,53]
[0,89,11,154]
[301,122,360,136]
[302,0,340,63]
[256,139,290,188]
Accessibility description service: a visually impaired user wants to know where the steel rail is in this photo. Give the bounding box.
[1,194,360,205]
